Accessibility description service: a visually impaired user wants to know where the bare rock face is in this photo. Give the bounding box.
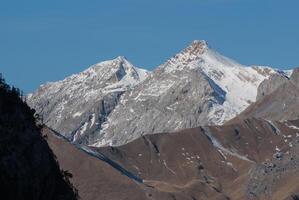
[256,73,290,101]
[291,67,299,87]
[95,68,224,146]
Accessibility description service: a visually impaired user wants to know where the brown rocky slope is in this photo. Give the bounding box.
[46,118,299,200]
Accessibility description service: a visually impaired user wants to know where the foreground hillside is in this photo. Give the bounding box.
[44,127,190,200]
[0,77,78,200]
[45,117,299,200]
[97,118,299,200]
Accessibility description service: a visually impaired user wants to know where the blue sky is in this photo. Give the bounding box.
[1,0,299,93]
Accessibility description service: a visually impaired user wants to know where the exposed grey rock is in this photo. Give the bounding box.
[27,56,148,142]
[95,68,224,146]
[233,68,299,123]
[291,67,299,87]
[256,73,289,101]
[246,135,299,199]
[91,41,280,146]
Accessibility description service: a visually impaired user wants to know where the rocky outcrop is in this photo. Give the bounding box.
[231,67,299,123]
[291,68,299,87]
[246,125,299,200]
[256,73,290,101]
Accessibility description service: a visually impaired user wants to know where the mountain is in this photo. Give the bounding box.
[28,40,286,147]
[0,77,78,200]
[22,40,299,200]
[91,40,283,146]
[230,67,299,123]
[28,56,148,143]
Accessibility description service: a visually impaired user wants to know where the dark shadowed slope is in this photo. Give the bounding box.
[0,76,78,200]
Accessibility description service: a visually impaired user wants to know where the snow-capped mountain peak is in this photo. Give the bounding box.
[162,40,208,70]
[28,40,290,147]
[157,40,279,124]
[90,40,287,147]
[162,40,245,74]
[27,56,149,142]
[183,40,209,55]
[90,56,149,93]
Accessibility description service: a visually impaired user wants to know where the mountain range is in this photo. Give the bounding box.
[27,40,291,147]
[11,40,299,200]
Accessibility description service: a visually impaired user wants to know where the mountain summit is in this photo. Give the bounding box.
[171,40,209,61]
[28,40,288,146]
[93,40,284,146]
[28,56,149,142]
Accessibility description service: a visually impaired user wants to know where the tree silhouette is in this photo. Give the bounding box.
[0,74,78,200]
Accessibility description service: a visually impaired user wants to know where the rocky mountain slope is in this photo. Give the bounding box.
[28,40,288,147]
[256,72,290,101]
[92,41,283,146]
[28,56,148,143]
[0,77,78,200]
[44,128,153,200]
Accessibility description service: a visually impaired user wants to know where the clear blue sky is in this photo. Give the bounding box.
[1,0,298,93]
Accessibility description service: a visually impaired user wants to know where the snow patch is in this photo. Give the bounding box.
[162,160,176,175]
[202,128,254,163]
[90,113,96,128]
[265,119,281,135]
[286,123,299,130]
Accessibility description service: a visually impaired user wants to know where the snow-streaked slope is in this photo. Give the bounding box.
[27,56,149,142]
[162,40,278,124]
[91,40,284,147]
[29,40,289,147]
